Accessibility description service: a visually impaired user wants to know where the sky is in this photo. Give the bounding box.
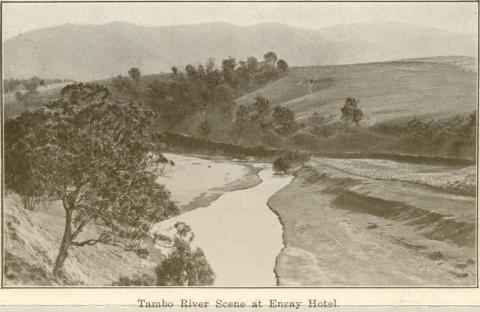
[2,2,478,40]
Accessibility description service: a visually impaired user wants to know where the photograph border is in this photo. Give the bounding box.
[1,0,478,290]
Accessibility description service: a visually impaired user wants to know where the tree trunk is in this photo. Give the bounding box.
[21,195,36,210]
[53,209,72,278]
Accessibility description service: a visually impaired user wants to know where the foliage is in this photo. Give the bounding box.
[290,133,320,148]
[111,75,135,95]
[233,95,298,142]
[311,123,337,138]
[273,151,308,175]
[246,57,259,71]
[251,95,272,128]
[128,67,142,81]
[262,130,284,147]
[4,83,178,277]
[112,273,156,286]
[159,132,278,159]
[273,155,293,174]
[272,106,295,135]
[3,76,62,94]
[109,52,288,135]
[14,91,24,102]
[341,97,364,125]
[276,59,289,72]
[373,112,477,158]
[23,77,40,93]
[147,79,203,127]
[4,114,48,210]
[222,57,237,86]
[155,237,215,286]
[263,51,278,67]
[113,221,212,287]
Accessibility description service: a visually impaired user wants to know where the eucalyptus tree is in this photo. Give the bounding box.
[5,83,178,278]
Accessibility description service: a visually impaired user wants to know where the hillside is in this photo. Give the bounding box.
[4,56,477,159]
[4,193,160,286]
[236,56,477,124]
[4,22,476,80]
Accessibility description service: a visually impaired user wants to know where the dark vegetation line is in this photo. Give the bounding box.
[160,132,475,167]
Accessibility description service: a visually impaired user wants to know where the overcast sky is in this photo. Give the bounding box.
[3,2,478,40]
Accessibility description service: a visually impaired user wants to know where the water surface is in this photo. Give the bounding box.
[153,160,292,286]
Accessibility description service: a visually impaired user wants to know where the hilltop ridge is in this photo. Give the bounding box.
[4,22,476,80]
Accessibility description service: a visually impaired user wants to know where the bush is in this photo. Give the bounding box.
[273,156,293,174]
[311,124,337,138]
[341,97,363,125]
[155,237,215,286]
[112,273,156,286]
[290,133,320,148]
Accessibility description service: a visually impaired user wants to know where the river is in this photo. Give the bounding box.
[151,154,292,286]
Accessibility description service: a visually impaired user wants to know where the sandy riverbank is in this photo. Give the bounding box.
[157,153,262,213]
[268,158,476,286]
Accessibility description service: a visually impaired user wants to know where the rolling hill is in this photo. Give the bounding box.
[236,56,478,125]
[4,22,476,81]
[4,55,477,159]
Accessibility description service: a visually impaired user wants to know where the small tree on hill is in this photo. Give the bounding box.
[341,97,364,126]
[24,78,39,94]
[272,105,295,135]
[14,91,24,102]
[222,57,237,85]
[251,95,271,130]
[276,59,289,72]
[263,51,278,67]
[128,67,141,81]
[5,83,178,278]
[246,57,259,71]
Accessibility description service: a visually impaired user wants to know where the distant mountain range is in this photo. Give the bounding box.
[4,21,477,81]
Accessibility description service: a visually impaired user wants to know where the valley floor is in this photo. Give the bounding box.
[4,152,477,286]
[269,158,476,286]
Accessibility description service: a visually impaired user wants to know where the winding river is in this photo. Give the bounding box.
[151,154,292,286]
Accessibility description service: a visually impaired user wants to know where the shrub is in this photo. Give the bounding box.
[290,132,320,148]
[155,238,215,286]
[112,273,156,286]
[341,97,363,125]
[311,124,337,138]
[427,251,445,261]
[273,156,293,174]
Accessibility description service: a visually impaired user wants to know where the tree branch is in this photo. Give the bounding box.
[71,239,100,247]
[70,215,93,240]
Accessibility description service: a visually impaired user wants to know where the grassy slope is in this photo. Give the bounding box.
[4,193,160,286]
[236,56,477,124]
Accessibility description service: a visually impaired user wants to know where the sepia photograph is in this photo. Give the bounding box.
[1,1,478,288]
